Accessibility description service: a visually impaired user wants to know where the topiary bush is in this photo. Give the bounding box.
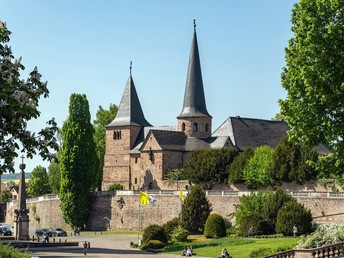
[275,200,312,236]
[204,214,226,238]
[171,225,189,242]
[162,217,180,240]
[142,224,168,244]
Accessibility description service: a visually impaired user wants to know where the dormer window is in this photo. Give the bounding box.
[182,122,186,131]
[113,130,121,140]
[193,122,198,132]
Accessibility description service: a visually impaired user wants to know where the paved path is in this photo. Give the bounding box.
[28,233,197,258]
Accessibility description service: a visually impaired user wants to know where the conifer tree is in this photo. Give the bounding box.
[181,185,212,233]
[59,94,98,227]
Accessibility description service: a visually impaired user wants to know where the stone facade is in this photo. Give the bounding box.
[177,117,212,138]
[5,192,344,232]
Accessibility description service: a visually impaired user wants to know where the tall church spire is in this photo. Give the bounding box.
[107,63,151,127]
[178,19,211,119]
[177,20,212,138]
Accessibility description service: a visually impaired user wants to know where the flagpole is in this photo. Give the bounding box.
[138,193,141,245]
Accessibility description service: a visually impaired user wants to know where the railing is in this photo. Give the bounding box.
[264,242,344,258]
[6,190,344,207]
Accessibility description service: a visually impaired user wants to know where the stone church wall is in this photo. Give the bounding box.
[5,192,344,233]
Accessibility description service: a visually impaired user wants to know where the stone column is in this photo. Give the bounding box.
[14,156,30,240]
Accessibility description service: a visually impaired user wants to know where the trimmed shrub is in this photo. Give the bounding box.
[0,243,30,258]
[108,183,124,191]
[140,240,165,250]
[276,201,312,236]
[204,214,226,238]
[171,225,189,243]
[162,217,180,239]
[142,224,168,244]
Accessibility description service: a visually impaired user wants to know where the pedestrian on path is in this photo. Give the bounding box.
[83,241,88,255]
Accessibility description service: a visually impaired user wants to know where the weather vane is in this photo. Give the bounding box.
[130,61,132,76]
[193,19,196,31]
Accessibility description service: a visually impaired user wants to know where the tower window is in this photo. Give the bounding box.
[193,122,198,132]
[205,123,208,132]
[113,130,121,140]
[135,157,138,163]
[182,122,186,132]
[135,178,137,184]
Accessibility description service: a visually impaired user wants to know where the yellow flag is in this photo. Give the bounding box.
[140,191,149,205]
[179,189,184,201]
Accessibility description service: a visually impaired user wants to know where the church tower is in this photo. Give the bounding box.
[102,64,151,190]
[177,20,212,138]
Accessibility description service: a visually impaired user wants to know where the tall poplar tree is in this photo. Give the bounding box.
[280,1,344,162]
[59,94,98,227]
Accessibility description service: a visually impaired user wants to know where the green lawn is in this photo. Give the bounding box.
[162,236,299,258]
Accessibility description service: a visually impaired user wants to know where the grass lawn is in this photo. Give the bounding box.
[162,236,299,258]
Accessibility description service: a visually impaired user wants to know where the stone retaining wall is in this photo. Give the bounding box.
[5,191,344,231]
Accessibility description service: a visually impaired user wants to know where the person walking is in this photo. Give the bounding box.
[83,241,88,255]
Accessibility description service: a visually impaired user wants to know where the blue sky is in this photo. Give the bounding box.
[1,1,297,173]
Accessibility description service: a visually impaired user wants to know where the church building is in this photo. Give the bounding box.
[101,22,328,191]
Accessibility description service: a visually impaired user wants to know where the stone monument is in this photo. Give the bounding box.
[14,155,30,240]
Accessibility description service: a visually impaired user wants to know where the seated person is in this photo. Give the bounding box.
[181,246,187,256]
[186,246,192,257]
[219,248,230,258]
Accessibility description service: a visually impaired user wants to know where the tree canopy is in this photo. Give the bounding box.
[181,185,212,233]
[183,147,238,189]
[93,104,117,190]
[27,165,51,197]
[0,21,58,174]
[59,94,98,227]
[280,0,344,162]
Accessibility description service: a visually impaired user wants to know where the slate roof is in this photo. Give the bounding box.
[178,23,211,119]
[148,130,187,151]
[213,116,290,151]
[107,75,152,128]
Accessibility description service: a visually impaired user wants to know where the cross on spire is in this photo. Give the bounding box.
[20,155,25,165]
[130,61,132,76]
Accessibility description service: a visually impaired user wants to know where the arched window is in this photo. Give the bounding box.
[205,123,208,132]
[113,130,122,140]
[193,122,198,132]
[182,122,186,132]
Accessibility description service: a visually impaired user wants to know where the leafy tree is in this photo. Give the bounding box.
[1,189,12,202]
[183,147,238,189]
[181,185,212,233]
[228,148,254,183]
[276,200,313,236]
[232,191,266,233]
[59,94,98,227]
[279,0,344,162]
[27,165,51,197]
[0,21,58,174]
[204,214,226,238]
[243,146,274,188]
[48,160,60,194]
[93,104,117,190]
[270,137,319,184]
[165,169,186,180]
[162,217,180,240]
